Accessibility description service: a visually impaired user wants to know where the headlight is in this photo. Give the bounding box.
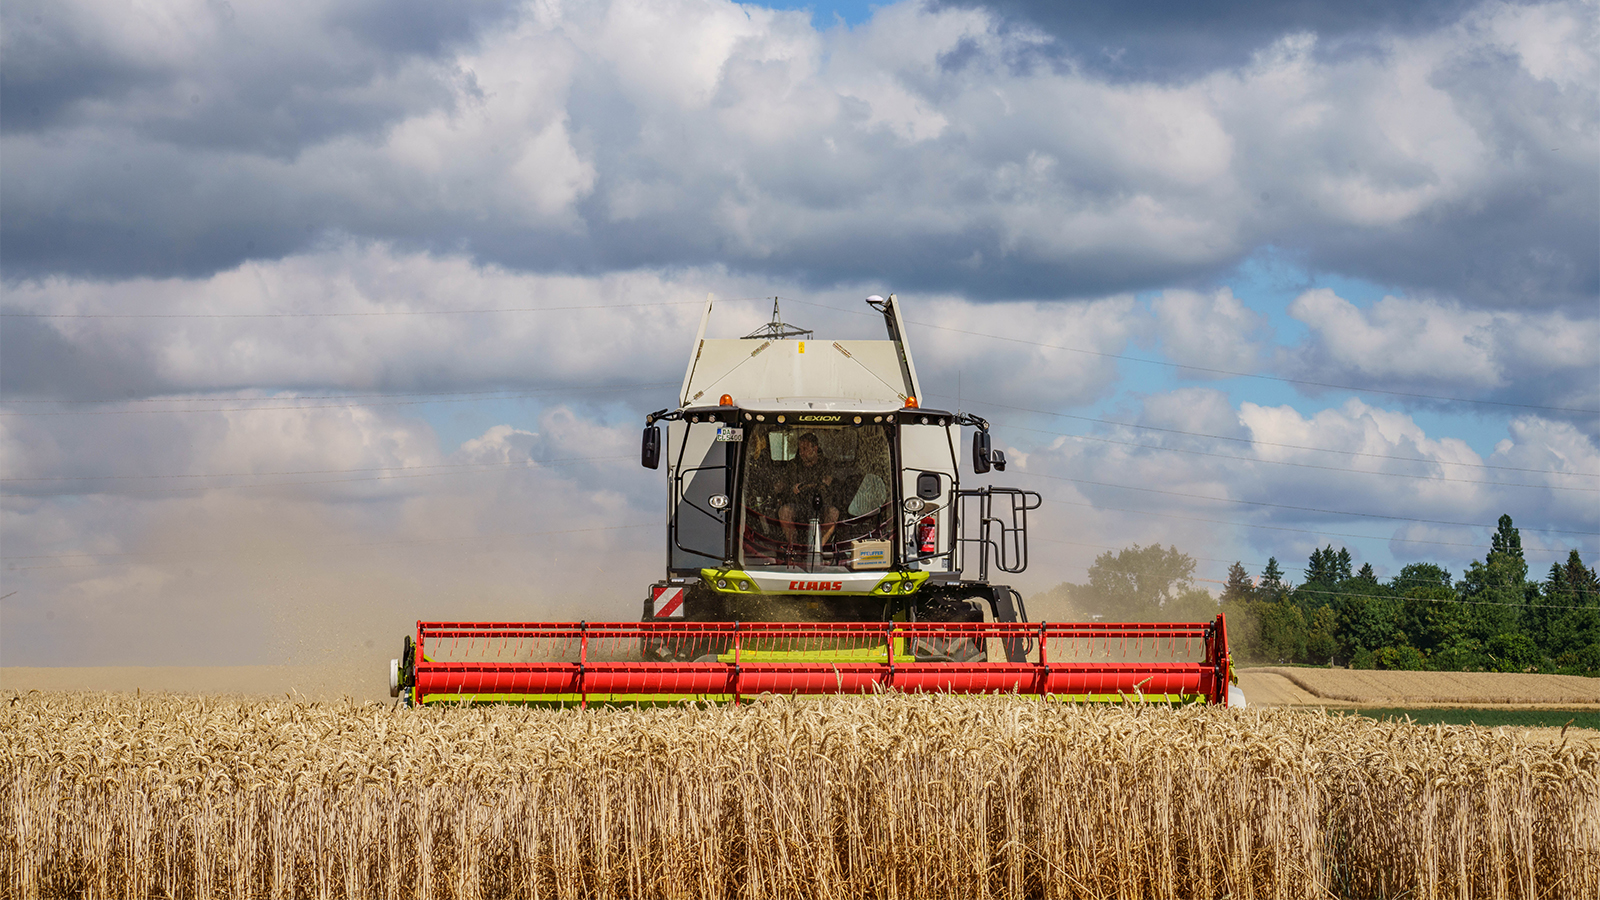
[901,580,914,592]
[903,497,925,513]
[716,578,728,588]
[709,494,730,510]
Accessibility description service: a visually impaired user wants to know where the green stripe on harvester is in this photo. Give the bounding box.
[422,693,735,706]
[717,646,895,663]
[1055,694,1205,704]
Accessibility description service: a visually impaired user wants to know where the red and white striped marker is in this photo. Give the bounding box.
[652,586,685,618]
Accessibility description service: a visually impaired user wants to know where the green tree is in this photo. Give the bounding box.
[1399,585,1477,669]
[1335,547,1353,581]
[1372,644,1428,670]
[1395,562,1452,591]
[1258,595,1307,663]
[1305,545,1354,585]
[1485,632,1540,673]
[1167,585,1222,622]
[1075,544,1200,621]
[1305,605,1339,665]
[1305,546,1335,585]
[1258,557,1286,598]
[1562,549,1599,597]
[1540,549,1600,673]
[1459,515,1533,645]
[1340,590,1401,659]
[1219,561,1263,661]
[1355,562,1377,584]
[1025,581,1087,623]
[1222,562,1253,603]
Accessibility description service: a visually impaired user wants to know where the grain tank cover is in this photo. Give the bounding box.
[681,338,913,409]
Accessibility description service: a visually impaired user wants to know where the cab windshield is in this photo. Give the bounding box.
[739,422,894,573]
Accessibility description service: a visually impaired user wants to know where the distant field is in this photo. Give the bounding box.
[1238,666,1600,708]
[0,663,387,702]
[1342,707,1600,730]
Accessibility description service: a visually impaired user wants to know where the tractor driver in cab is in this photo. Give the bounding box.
[777,432,841,551]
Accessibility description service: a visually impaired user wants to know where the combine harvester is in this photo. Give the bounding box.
[391,295,1240,706]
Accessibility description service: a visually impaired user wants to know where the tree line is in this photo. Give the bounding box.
[1037,515,1599,675]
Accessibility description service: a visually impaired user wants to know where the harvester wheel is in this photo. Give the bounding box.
[390,636,415,701]
[909,593,987,662]
[911,593,984,624]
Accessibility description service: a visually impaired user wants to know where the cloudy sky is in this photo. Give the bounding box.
[2,0,1595,667]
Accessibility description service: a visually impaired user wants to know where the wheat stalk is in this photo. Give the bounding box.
[1,691,1595,899]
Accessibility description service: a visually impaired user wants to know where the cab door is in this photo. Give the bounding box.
[668,420,730,572]
[898,421,958,572]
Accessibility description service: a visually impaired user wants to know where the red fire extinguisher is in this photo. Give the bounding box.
[917,515,937,554]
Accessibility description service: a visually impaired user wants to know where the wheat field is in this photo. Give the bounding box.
[2,691,1596,900]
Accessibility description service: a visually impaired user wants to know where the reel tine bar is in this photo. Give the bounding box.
[410,616,1233,705]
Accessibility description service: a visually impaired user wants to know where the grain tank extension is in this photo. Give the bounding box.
[391,295,1237,706]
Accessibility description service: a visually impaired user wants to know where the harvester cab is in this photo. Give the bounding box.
[639,294,1039,660]
[390,294,1238,707]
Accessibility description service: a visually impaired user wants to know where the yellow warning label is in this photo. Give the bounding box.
[798,341,805,353]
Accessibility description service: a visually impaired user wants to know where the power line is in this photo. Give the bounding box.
[0,383,675,417]
[4,457,555,483]
[1184,576,1600,607]
[1031,537,1599,597]
[9,380,1591,493]
[946,395,1600,479]
[2,523,657,570]
[9,291,1595,416]
[0,301,704,319]
[0,455,631,498]
[5,386,1589,494]
[1008,469,1599,535]
[6,432,1590,552]
[992,419,1598,492]
[1037,493,1540,550]
[1268,584,1598,611]
[1,387,578,405]
[780,296,1600,415]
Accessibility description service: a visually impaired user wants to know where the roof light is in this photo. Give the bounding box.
[719,394,734,406]
[905,396,919,409]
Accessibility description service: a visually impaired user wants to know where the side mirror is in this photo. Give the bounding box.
[990,449,1006,473]
[641,425,661,469]
[972,431,991,474]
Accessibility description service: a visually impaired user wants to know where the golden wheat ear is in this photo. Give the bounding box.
[4,691,1596,899]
